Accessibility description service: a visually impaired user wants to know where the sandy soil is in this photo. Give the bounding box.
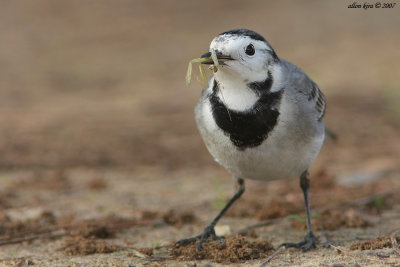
[0,1,400,266]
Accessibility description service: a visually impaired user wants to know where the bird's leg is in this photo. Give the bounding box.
[175,178,245,251]
[280,170,317,251]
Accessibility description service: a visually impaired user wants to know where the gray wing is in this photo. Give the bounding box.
[280,59,326,121]
[308,82,326,120]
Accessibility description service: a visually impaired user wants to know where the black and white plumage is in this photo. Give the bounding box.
[176,29,326,251]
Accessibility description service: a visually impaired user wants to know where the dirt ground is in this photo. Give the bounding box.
[1,1,400,266]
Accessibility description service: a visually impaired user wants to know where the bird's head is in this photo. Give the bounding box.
[201,29,280,84]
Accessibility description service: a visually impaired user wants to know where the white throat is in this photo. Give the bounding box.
[214,73,259,112]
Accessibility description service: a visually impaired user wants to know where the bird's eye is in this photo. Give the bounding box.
[245,44,255,56]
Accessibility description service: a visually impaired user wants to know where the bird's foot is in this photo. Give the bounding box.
[175,224,224,251]
[279,231,317,251]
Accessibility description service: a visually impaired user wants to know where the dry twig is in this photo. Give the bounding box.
[259,247,285,267]
[0,219,160,247]
[330,243,356,258]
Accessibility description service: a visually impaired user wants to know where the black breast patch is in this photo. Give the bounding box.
[209,80,283,150]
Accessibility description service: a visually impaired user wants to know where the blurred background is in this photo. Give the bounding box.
[1,0,399,171]
[0,0,399,264]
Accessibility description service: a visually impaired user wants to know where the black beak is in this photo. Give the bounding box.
[200,50,233,65]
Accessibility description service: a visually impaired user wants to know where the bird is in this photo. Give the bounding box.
[176,29,326,251]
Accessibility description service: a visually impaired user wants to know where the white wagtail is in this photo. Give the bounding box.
[176,29,326,251]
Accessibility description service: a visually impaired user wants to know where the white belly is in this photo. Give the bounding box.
[195,94,325,181]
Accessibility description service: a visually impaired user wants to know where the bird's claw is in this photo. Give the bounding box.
[175,224,224,251]
[279,231,317,251]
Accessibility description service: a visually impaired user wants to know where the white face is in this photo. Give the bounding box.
[210,34,278,83]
